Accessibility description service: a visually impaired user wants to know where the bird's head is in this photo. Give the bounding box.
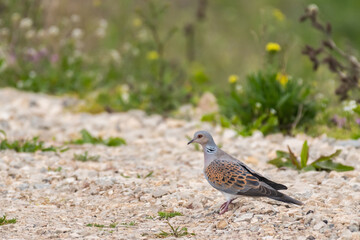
[187,130,214,146]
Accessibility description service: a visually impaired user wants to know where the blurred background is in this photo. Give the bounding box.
[1,0,360,138]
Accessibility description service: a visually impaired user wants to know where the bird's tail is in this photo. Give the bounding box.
[270,193,303,205]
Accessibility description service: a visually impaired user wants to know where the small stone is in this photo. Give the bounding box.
[313,221,326,230]
[55,227,71,234]
[216,220,228,229]
[237,213,254,222]
[152,188,168,198]
[17,183,30,191]
[349,224,359,232]
[341,229,353,239]
[95,177,115,187]
[250,225,259,232]
[33,183,50,189]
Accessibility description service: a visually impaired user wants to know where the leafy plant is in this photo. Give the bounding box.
[158,211,182,220]
[0,132,65,153]
[268,141,354,172]
[220,71,318,135]
[73,151,100,162]
[157,221,195,238]
[0,215,17,225]
[70,129,126,147]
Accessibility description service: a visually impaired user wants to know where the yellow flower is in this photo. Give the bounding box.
[276,73,289,86]
[147,51,159,60]
[228,74,239,84]
[133,18,142,28]
[273,9,285,22]
[266,42,281,52]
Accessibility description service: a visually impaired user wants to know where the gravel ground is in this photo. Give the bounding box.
[0,88,359,240]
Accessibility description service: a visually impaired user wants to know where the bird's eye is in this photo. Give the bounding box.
[198,134,203,138]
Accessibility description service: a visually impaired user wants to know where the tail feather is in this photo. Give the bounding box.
[270,193,303,205]
[240,185,303,205]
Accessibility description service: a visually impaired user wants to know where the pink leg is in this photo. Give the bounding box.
[219,199,234,214]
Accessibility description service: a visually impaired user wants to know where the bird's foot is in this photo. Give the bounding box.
[219,199,234,215]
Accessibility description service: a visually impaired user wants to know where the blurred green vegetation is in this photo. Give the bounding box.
[1,0,360,138]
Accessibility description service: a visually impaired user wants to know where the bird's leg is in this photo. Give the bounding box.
[219,199,234,214]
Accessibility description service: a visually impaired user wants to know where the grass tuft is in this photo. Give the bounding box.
[70,129,126,147]
[73,151,100,162]
[156,221,195,238]
[0,215,17,225]
[158,211,182,220]
[0,135,66,153]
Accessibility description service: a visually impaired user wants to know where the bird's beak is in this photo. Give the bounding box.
[187,139,194,145]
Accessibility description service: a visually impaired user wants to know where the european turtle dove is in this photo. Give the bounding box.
[188,130,303,214]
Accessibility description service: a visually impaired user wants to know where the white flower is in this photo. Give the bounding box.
[270,108,277,114]
[343,100,357,113]
[37,29,46,38]
[11,13,21,23]
[48,26,59,36]
[19,18,33,29]
[71,28,83,39]
[25,30,35,39]
[71,14,80,23]
[255,102,262,108]
[99,19,108,29]
[308,4,319,14]
[235,84,243,92]
[122,92,129,102]
[110,49,121,62]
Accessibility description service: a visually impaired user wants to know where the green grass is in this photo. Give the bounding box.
[158,211,182,220]
[0,215,17,226]
[156,221,195,238]
[137,171,154,179]
[120,173,131,178]
[70,129,126,147]
[73,151,100,162]
[121,221,136,227]
[109,223,118,228]
[47,166,62,172]
[0,135,66,153]
[86,222,120,229]
[86,223,105,228]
